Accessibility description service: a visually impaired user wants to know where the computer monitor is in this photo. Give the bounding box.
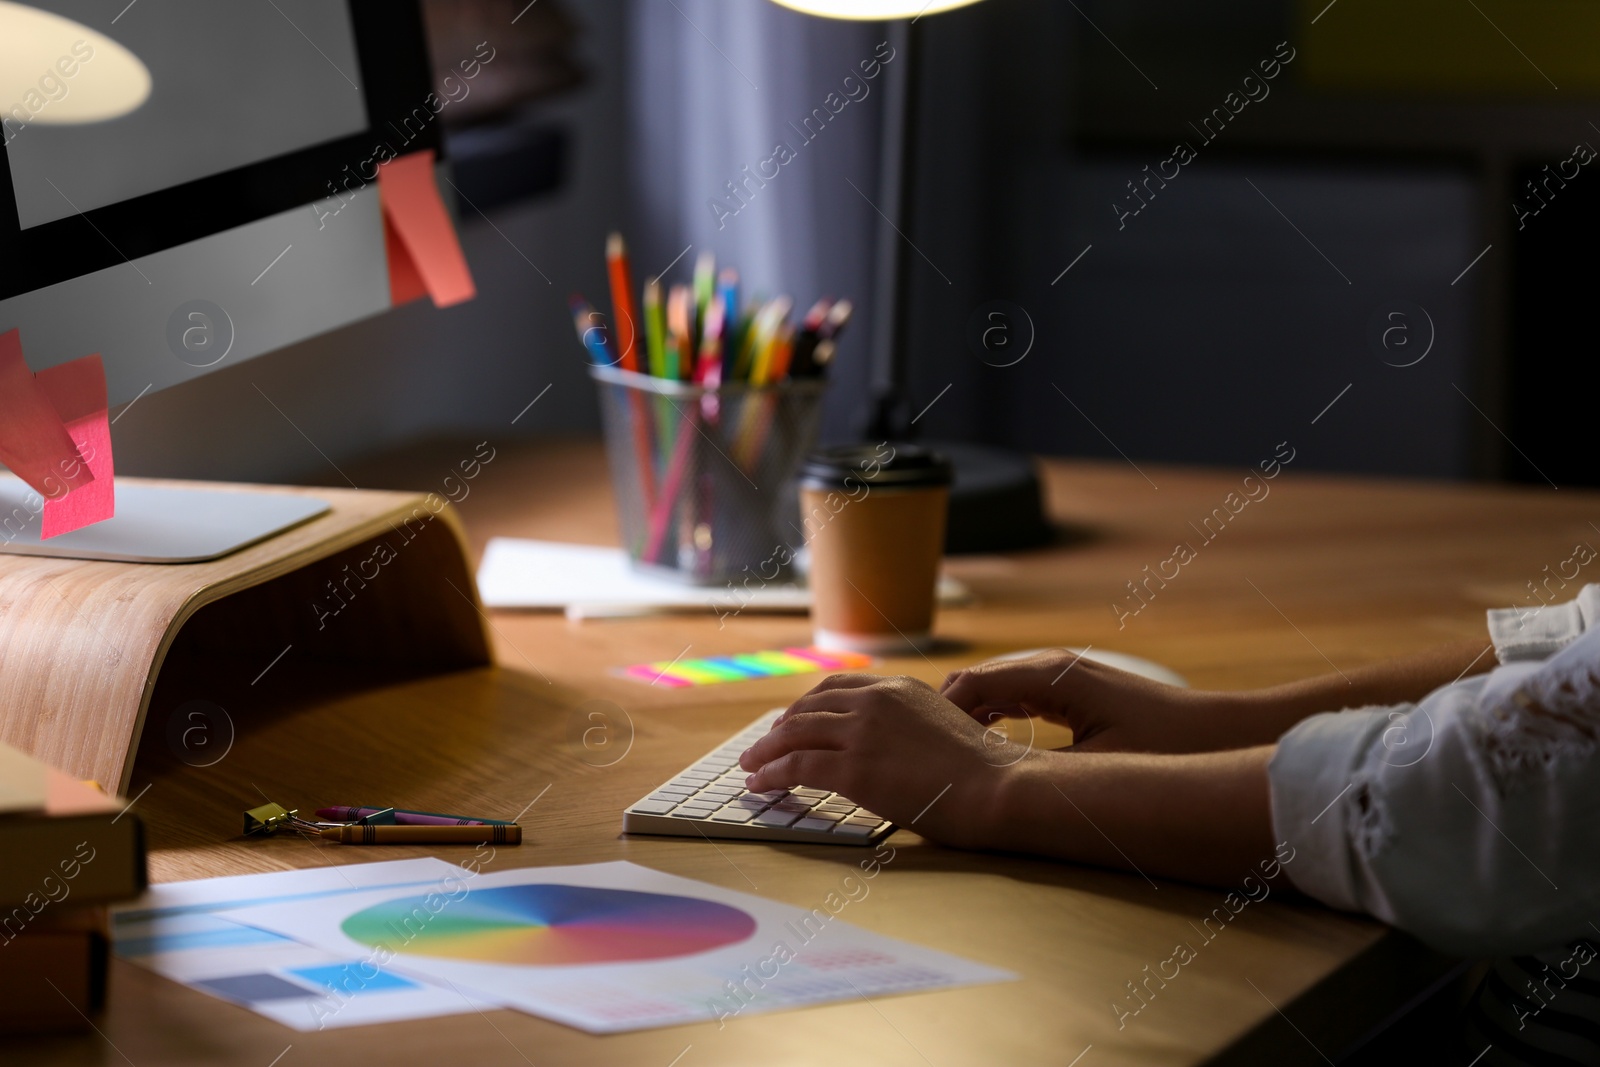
[0,0,444,561]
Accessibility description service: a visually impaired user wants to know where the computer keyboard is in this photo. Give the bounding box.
[622,709,894,846]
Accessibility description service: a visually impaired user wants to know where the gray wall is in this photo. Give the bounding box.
[896,0,1478,479]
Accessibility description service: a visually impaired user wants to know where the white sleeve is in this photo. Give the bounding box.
[1267,624,1600,957]
[1486,581,1600,664]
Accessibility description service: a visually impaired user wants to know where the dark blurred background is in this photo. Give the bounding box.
[113,0,1596,488]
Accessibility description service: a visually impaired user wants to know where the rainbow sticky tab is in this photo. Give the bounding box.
[700,656,766,678]
[782,648,874,671]
[617,647,875,687]
[742,651,819,675]
[626,661,724,686]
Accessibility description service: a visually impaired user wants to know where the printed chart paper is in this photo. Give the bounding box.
[221,860,1015,1034]
[112,858,500,1031]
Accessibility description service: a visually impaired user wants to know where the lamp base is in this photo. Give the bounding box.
[924,440,1051,554]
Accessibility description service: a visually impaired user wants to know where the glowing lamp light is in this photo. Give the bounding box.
[768,0,985,19]
[0,1,151,125]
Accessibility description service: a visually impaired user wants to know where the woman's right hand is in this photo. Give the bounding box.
[940,650,1248,754]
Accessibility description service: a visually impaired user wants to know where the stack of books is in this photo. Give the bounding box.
[0,742,147,1036]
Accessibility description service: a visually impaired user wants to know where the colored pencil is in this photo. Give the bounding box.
[319,824,522,845]
[767,321,796,382]
[316,806,511,827]
[789,298,831,378]
[821,298,853,342]
[748,297,793,386]
[717,269,739,336]
[605,233,657,508]
[667,284,694,383]
[644,411,698,565]
[696,292,726,387]
[643,277,666,378]
[730,303,762,382]
[606,233,641,372]
[693,250,716,349]
[692,292,726,577]
[568,297,616,366]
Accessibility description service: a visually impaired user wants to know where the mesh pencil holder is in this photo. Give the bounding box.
[590,365,827,585]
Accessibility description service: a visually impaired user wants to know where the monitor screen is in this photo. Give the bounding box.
[7,0,370,230]
[0,0,438,405]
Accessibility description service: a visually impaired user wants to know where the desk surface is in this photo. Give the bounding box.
[18,439,1595,1067]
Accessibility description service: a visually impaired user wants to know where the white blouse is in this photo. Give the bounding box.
[1268,583,1600,957]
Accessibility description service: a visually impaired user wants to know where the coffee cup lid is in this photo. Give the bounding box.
[799,443,953,489]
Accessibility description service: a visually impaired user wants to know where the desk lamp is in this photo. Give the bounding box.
[769,0,1050,553]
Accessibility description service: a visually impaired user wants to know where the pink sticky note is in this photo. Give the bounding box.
[37,354,113,538]
[0,329,94,500]
[377,149,476,309]
[382,213,428,307]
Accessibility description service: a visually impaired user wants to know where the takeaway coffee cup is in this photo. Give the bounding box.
[799,443,952,653]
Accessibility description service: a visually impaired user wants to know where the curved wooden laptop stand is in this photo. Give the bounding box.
[0,479,491,793]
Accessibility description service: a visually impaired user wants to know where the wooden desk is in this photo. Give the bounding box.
[16,439,1595,1066]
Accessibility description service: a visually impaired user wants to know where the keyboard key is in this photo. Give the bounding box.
[754,809,802,828]
[621,710,901,846]
[629,800,678,814]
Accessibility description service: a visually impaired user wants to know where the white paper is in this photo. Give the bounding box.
[475,537,970,617]
[112,858,504,1031]
[221,860,1015,1034]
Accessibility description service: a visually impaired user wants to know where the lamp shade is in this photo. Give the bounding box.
[0,1,150,125]
[768,0,985,19]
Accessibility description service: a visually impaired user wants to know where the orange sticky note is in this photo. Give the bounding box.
[0,328,93,501]
[37,354,113,538]
[377,149,476,309]
[382,214,428,306]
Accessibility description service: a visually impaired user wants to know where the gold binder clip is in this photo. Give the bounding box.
[243,801,298,836]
